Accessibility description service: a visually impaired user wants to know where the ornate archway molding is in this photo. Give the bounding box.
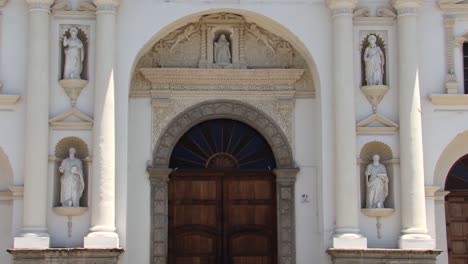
[148,100,299,264]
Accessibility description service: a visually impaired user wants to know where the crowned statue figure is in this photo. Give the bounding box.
[214,34,231,65]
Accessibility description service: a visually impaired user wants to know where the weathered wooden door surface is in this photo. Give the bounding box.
[168,170,277,264]
[446,192,468,264]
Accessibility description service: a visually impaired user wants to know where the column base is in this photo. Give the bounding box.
[399,234,435,249]
[84,231,119,248]
[333,233,367,249]
[14,236,50,249]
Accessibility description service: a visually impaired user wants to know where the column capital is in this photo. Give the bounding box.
[444,15,456,28]
[26,0,53,10]
[326,0,357,15]
[391,0,422,15]
[93,0,120,13]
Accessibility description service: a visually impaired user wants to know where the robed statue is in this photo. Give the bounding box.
[63,27,84,79]
[214,34,231,65]
[365,154,389,208]
[59,147,85,207]
[363,35,385,86]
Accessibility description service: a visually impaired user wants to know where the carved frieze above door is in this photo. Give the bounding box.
[130,12,315,99]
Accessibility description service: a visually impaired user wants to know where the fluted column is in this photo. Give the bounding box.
[84,0,120,248]
[392,0,435,249]
[327,0,367,249]
[13,0,54,249]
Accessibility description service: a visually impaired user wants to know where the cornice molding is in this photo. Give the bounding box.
[139,68,305,86]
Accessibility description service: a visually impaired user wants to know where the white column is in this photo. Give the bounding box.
[13,0,54,249]
[327,0,367,249]
[84,0,120,248]
[392,0,435,249]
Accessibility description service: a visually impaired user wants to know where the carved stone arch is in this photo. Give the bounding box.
[152,99,295,169]
[149,100,298,264]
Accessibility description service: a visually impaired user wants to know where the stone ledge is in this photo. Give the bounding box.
[7,248,124,263]
[327,248,442,264]
[429,94,468,105]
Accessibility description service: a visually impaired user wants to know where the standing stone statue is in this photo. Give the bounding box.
[63,27,84,80]
[363,35,385,85]
[214,34,231,65]
[59,147,85,207]
[365,154,389,208]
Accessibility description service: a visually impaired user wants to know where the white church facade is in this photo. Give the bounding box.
[0,0,468,263]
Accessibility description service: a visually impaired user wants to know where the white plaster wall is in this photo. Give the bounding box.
[125,98,153,264]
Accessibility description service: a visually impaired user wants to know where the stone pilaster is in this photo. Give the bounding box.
[392,0,435,249]
[84,0,120,248]
[13,0,54,249]
[444,15,458,94]
[148,167,172,264]
[273,168,299,264]
[326,0,367,249]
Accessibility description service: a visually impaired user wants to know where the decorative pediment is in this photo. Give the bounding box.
[49,108,93,130]
[356,113,399,135]
[132,12,314,98]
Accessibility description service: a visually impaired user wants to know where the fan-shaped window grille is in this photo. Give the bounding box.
[445,154,468,191]
[169,119,276,170]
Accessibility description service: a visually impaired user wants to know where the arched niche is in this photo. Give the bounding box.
[359,141,394,209]
[0,147,13,192]
[53,136,90,207]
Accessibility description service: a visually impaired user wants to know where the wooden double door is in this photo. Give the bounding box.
[446,192,468,264]
[168,170,277,264]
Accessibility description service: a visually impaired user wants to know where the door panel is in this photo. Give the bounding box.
[168,171,277,264]
[446,193,468,264]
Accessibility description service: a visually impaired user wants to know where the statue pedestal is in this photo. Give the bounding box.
[361,208,395,239]
[59,79,88,107]
[53,207,87,217]
[360,85,389,113]
[361,208,394,218]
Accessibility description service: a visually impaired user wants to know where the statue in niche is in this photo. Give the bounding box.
[63,27,84,80]
[245,24,276,54]
[363,35,385,85]
[59,147,85,207]
[214,34,231,65]
[365,154,389,208]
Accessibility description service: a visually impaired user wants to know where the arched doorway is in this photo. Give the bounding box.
[445,154,468,264]
[168,119,277,264]
[148,100,298,264]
